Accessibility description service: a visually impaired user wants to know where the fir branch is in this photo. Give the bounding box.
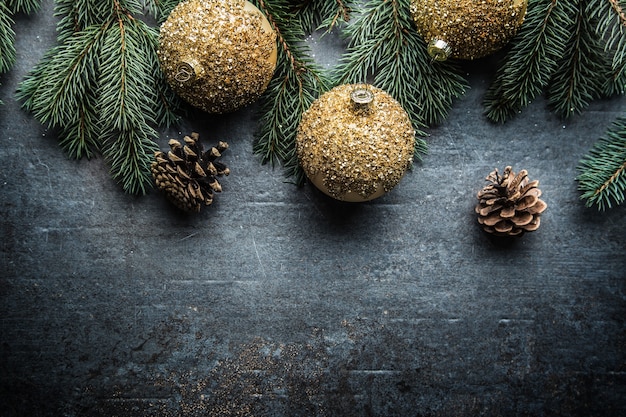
[54,0,144,41]
[286,0,352,34]
[252,0,331,183]
[0,2,16,74]
[334,0,467,156]
[17,0,180,194]
[577,116,626,210]
[547,0,610,118]
[56,96,100,159]
[484,0,572,123]
[144,0,183,23]
[98,6,162,194]
[16,24,104,130]
[589,0,626,95]
[6,0,41,14]
[315,0,353,32]
[55,0,116,39]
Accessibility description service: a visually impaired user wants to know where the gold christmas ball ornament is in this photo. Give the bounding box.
[158,0,278,113]
[410,0,528,61]
[296,84,415,202]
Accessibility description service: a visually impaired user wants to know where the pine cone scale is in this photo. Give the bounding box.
[516,194,538,211]
[511,211,533,226]
[527,199,547,215]
[500,206,516,218]
[494,222,513,234]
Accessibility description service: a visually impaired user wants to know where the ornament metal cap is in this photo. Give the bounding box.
[174,58,204,84]
[350,86,374,112]
[427,39,453,61]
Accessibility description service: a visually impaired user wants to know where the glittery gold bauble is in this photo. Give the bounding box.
[296,84,415,202]
[158,0,278,113]
[410,0,527,61]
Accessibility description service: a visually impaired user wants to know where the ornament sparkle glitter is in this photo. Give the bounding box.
[158,0,278,113]
[296,84,415,202]
[410,0,528,61]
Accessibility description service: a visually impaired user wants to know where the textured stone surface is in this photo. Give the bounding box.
[1,1,625,416]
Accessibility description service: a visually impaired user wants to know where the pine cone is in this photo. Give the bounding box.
[475,166,547,237]
[151,132,229,212]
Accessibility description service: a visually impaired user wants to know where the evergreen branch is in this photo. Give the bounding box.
[98,5,160,194]
[144,0,183,23]
[547,0,610,118]
[55,0,115,38]
[17,0,180,194]
[252,0,331,183]
[334,0,466,154]
[152,61,182,128]
[16,24,105,130]
[288,1,325,33]
[6,0,41,14]
[57,96,100,159]
[609,0,626,24]
[588,0,626,95]
[0,2,16,74]
[54,0,143,41]
[484,0,572,123]
[577,116,626,209]
[286,0,353,34]
[317,0,353,32]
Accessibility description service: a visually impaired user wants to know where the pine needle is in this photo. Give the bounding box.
[577,116,626,210]
[0,2,16,74]
[484,0,572,123]
[589,0,626,96]
[17,24,105,129]
[252,0,332,184]
[6,0,41,14]
[547,0,610,118]
[17,0,180,194]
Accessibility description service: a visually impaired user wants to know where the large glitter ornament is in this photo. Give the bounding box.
[410,0,527,61]
[158,0,278,113]
[296,84,415,202]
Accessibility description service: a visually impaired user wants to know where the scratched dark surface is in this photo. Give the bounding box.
[1,1,626,416]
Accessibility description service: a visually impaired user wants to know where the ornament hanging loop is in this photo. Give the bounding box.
[174,59,203,83]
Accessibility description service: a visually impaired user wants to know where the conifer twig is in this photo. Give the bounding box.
[577,116,626,210]
[589,0,626,95]
[483,0,571,123]
[0,2,16,75]
[6,0,41,14]
[547,0,609,118]
[576,0,626,209]
[16,0,181,194]
[252,0,332,184]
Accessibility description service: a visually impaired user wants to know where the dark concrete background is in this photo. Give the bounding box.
[1,1,625,416]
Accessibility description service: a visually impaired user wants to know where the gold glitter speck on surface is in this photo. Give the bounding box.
[296,84,415,202]
[410,0,528,60]
[158,0,277,114]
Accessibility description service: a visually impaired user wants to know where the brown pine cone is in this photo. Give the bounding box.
[475,166,547,237]
[151,132,229,212]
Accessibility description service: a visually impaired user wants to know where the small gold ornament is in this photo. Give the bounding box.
[296,84,415,202]
[158,0,278,113]
[410,0,528,61]
[475,166,547,237]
